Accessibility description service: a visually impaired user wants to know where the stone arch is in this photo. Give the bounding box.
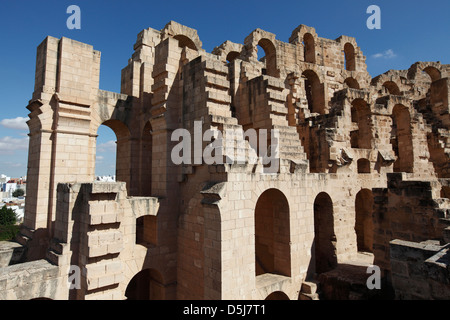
[99,119,130,141]
[391,104,414,173]
[408,62,443,83]
[355,189,374,253]
[289,24,318,49]
[257,38,278,77]
[350,98,372,149]
[173,34,197,50]
[382,81,401,95]
[244,29,279,77]
[255,188,291,277]
[344,42,356,71]
[357,158,371,174]
[303,32,316,63]
[212,40,243,63]
[371,72,405,96]
[125,268,166,300]
[302,69,325,114]
[423,66,441,82]
[313,192,337,274]
[265,291,290,300]
[160,21,203,52]
[95,119,131,189]
[345,77,360,89]
[226,51,240,63]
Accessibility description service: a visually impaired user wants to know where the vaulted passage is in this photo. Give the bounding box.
[355,189,374,253]
[313,192,337,274]
[255,189,291,277]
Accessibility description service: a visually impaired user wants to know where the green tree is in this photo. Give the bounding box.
[0,206,18,241]
[12,188,24,197]
[0,205,17,226]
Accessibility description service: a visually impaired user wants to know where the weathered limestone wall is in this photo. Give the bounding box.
[373,173,449,278]
[390,240,450,299]
[1,21,448,300]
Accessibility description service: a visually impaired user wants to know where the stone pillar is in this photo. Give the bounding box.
[21,36,100,260]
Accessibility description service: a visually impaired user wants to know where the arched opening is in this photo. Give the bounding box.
[255,189,291,277]
[355,189,374,253]
[344,43,356,71]
[173,35,197,51]
[382,81,401,95]
[350,99,372,149]
[423,66,441,83]
[226,51,240,63]
[125,268,165,300]
[303,33,316,63]
[302,70,325,114]
[313,192,337,274]
[95,125,116,179]
[96,120,131,187]
[136,215,157,245]
[265,291,290,300]
[257,38,278,77]
[344,77,360,89]
[357,158,371,174]
[391,105,414,173]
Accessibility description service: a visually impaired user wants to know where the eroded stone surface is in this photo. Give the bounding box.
[1,21,449,300]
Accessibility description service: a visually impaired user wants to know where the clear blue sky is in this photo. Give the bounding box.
[0,0,448,177]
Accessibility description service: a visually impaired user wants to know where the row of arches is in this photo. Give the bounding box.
[349,100,414,173]
[124,188,374,300]
[258,33,357,71]
[96,101,416,187]
[255,188,373,279]
[372,64,443,97]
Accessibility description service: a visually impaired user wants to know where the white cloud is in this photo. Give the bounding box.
[97,140,116,153]
[96,155,104,161]
[0,136,29,153]
[372,49,397,59]
[0,117,28,131]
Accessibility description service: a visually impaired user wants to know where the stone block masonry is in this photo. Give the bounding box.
[0,20,448,300]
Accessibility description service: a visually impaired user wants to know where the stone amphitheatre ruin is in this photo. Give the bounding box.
[0,21,449,300]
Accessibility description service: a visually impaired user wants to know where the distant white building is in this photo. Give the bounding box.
[1,182,17,198]
[95,175,116,182]
[2,182,17,193]
[0,174,10,185]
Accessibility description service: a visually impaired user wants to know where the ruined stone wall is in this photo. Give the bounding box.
[390,240,450,300]
[0,21,448,300]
